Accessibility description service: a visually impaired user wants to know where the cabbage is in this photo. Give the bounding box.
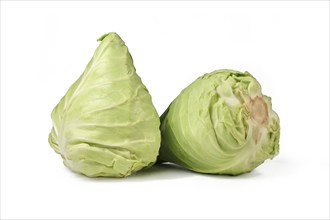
[159,69,280,175]
[48,32,160,177]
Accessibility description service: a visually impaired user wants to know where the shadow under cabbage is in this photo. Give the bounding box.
[128,163,194,181]
[71,162,263,181]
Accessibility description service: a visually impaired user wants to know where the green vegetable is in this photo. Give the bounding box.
[49,32,160,177]
[159,69,280,175]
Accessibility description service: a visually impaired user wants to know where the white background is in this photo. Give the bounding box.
[1,1,329,219]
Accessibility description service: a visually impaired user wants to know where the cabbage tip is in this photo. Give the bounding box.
[49,33,160,177]
[159,70,280,175]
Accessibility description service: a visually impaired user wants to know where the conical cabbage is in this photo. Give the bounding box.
[49,32,160,177]
[159,69,280,175]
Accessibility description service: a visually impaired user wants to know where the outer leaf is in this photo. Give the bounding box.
[49,32,160,177]
[159,69,280,175]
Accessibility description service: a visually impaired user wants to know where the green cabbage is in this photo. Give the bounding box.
[48,32,160,177]
[159,69,280,175]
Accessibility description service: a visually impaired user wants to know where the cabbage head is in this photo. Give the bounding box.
[49,32,160,177]
[159,69,280,175]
